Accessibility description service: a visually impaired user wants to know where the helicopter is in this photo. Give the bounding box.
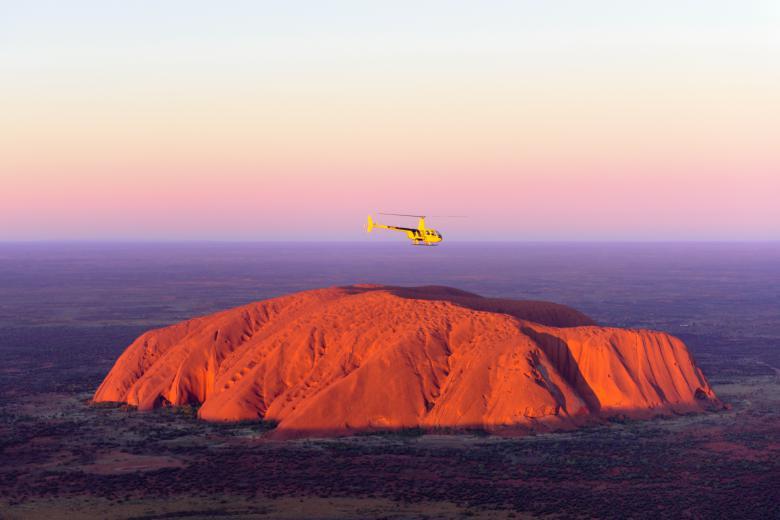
[365,213,444,245]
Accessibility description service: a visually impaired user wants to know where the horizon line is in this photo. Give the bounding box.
[1,239,779,245]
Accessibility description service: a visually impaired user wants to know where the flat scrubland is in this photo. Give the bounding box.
[1,243,778,518]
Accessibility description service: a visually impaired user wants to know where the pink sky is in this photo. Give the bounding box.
[2,2,779,240]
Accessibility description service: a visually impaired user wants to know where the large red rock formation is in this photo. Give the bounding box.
[94,285,719,439]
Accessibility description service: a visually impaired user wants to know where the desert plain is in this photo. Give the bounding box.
[1,242,778,519]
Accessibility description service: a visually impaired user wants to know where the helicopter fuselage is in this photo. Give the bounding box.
[400,226,443,245]
[366,215,443,245]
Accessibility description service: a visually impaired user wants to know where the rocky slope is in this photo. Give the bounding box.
[94,285,718,438]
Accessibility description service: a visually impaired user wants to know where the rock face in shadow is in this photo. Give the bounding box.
[94,285,719,439]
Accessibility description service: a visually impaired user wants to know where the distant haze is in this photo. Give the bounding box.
[1,1,779,240]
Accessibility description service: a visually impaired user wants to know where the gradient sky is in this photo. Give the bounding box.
[2,1,778,240]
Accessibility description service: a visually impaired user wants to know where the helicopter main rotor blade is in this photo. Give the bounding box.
[377,213,467,218]
[378,213,426,218]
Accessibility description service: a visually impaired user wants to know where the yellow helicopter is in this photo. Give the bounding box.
[365,213,444,245]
